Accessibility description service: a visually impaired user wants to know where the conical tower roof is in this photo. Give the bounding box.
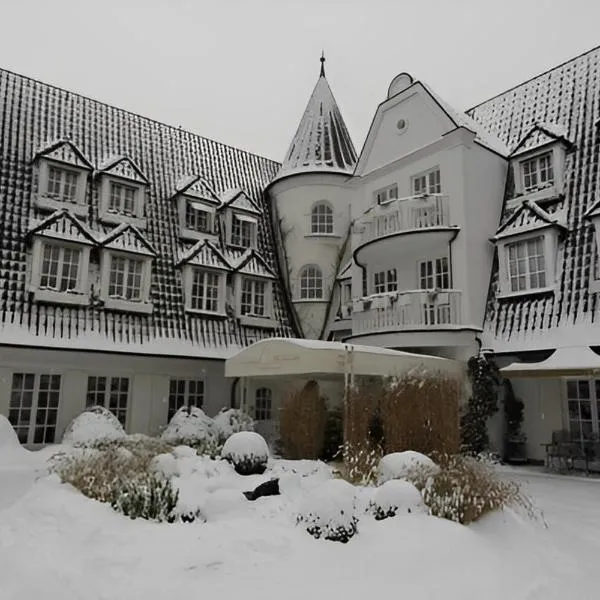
[272,54,357,183]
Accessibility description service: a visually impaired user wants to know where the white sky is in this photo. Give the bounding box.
[2,0,600,161]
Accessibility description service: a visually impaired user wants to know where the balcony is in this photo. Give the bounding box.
[354,194,459,266]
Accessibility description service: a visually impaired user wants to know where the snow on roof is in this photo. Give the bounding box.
[511,122,573,157]
[493,200,564,240]
[100,223,158,257]
[174,175,220,204]
[468,46,600,350]
[337,260,353,280]
[231,249,276,279]
[0,67,294,356]
[501,346,600,378]
[271,67,358,183]
[219,188,262,214]
[177,240,232,270]
[27,209,99,245]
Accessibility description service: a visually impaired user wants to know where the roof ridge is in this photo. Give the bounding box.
[0,66,282,168]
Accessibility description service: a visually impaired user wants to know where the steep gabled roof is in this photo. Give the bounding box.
[33,139,93,170]
[493,200,565,240]
[219,188,262,214]
[511,122,574,157]
[174,175,220,205]
[271,58,357,183]
[100,223,158,257]
[98,155,149,184]
[27,208,98,245]
[232,249,276,279]
[177,239,232,270]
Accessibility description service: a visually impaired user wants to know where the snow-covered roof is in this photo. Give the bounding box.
[219,188,262,214]
[100,223,158,257]
[493,200,565,240]
[177,240,232,270]
[271,60,357,183]
[468,45,600,349]
[511,122,574,157]
[231,249,276,279]
[0,67,294,357]
[174,174,220,205]
[501,346,600,378]
[97,155,149,184]
[27,209,98,245]
[337,260,353,280]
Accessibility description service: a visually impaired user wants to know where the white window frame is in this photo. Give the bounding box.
[412,167,441,196]
[374,184,399,206]
[167,378,205,422]
[308,201,335,235]
[182,266,227,315]
[178,195,217,242]
[496,230,558,298]
[29,238,91,306]
[564,379,600,447]
[229,212,258,249]
[418,257,450,290]
[35,159,89,216]
[512,145,565,202]
[373,268,398,294]
[234,275,275,327]
[521,152,554,193]
[98,176,146,229]
[86,375,130,429]
[298,264,323,301]
[8,372,62,445]
[99,250,153,313]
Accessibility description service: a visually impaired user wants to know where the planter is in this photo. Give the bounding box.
[504,438,528,464]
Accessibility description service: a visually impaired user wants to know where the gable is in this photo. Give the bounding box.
[493,200,562,240]
[511,122,572,157]
[177,240,232,270]
[220,188,262,214]
[34,139,93,170]
[27,209,98,245]
[175,175,220,205]
[233,250,276,279]
[100,223,157,256]
[98,156,149,184]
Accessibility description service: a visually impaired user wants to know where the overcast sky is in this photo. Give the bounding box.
[2,0,600,161]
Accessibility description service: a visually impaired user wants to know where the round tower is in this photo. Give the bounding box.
[266,55,357,339]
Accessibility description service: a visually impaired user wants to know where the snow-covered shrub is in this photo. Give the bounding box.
[161,407,219,456]
[213,408,254,444]
[221,431,269,475]
[111,474,179,523]
[377,451,440,485]
[0,414,33,464]
[370,479,426,520]
[62,406,126,446]
[337,442,382,486]
[297,479,358,543]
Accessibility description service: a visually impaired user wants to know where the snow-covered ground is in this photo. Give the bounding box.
[0,446,598,600]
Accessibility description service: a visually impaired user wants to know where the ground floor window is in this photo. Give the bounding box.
[86,376,130,427]
[255,387,272,421]
[168,378,205,421]
[566,379,600,444]
[8,373,61,444]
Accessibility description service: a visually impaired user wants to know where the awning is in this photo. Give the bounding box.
[501,346,600,379]
[225,337,464,379]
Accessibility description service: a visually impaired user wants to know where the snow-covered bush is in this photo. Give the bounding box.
[213,408,254,443]
[111,474,179,523]
[370,479,426,520]
[161,407,219,455]
[221,431,269,475]
[297,479,358,543]
[0,415,32,464]
[62,406,126,446]
[377,450,440,485]
[338,442,382,485]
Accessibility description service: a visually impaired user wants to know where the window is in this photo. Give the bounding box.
[419,257,450,290]
[522,153,554,192]
[185,202,212,234]
[373,269,398,294]
[109,255,144,301]
[311,202,334,234]
[241,278,267,316]
[46,165,78,202]
[255,387,272,421]
[8,373,61,444]
[231,214,256,248]
[86,376,129,427]
[109,181,137,215]
[413,168,441,195]
[191,269,220,312]
[566,379,600,446]
[299,264,323,300]
[507,237,546,292]
[375,184,399,205]
[168,379,205,422]
[40,244,81,292]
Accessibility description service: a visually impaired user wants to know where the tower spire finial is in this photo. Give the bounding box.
[320,50,326,78]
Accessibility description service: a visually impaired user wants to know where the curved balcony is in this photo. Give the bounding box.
[353,194,459,266]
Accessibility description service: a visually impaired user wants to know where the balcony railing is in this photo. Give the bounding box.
[356,194,451,246]
[351,289,462,335]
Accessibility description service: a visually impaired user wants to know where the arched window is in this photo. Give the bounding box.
[310,201,334,234]
[255,387,272,421]
[299,264,323,299]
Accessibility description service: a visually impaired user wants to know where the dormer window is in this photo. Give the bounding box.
[185,202,213,234]
[241,278,267,316]
[231,213,257,248]
[172,175,220,242]
[522,152,554,192]
[40,244,82,292]
[191,269,220,312]
[109,182,137,215]
[47,165,79,202]
[108,255,144,301]
[507,236,546,292]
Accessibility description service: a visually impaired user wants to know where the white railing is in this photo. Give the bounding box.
[352,289,462,335]
[356,194,451,245]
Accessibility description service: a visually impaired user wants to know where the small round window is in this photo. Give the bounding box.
[396,118,408,133]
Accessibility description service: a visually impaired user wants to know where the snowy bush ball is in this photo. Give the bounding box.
[378,451,439,484]
[62,406,126,446]
[0,414,21,451]
[371,479,427,520]
[297,479,358,543]
[221,431,269,476]
[161,406,217,450]
[213,408,255,443]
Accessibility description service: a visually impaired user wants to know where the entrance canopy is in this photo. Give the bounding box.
[501,346,600,379]
[225,337,463,379]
